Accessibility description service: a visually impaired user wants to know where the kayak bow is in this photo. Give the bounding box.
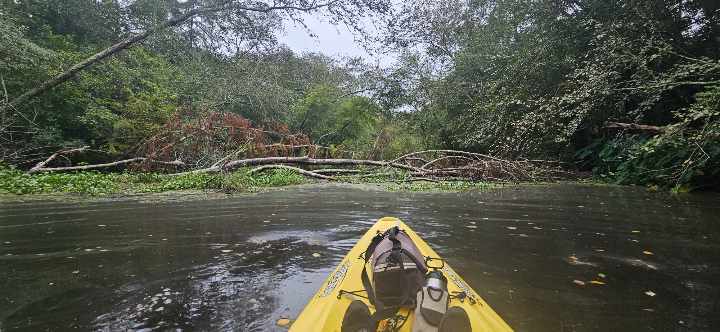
[291,217,513,331]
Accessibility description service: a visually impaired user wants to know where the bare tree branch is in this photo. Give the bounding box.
[29,157,185,174]
[249,165,334,179]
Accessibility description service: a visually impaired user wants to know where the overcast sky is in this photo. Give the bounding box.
[276,14,396,67]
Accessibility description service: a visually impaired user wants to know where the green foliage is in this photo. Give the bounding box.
[387,0,720,190]
[290,84,382,150]
[222,169,306,190]
[5,0,718,191]
[0,166,117,195]
[0,16,55,76]
[0,166,308,196]
[588,85,720,190]
[53,47,179,151]
[1,0,395,166]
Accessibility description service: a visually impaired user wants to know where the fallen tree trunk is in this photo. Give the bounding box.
[29,146,90,173]
[176,156,420,175]
[248,165,334,180]
[28,158,185,174]
[25,148,576,183]
[225,156,419,171]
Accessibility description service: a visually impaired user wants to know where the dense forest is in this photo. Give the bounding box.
[1,0,719,191]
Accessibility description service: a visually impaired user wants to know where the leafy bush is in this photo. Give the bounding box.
[586,85,720,190]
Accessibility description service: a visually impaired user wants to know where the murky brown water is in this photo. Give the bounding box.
[1,184,719,331]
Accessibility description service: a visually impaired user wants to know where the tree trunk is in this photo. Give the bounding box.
[249,165,334,180]
[29,157,184,174]
[2,9,202,112]
[2,1,335,111]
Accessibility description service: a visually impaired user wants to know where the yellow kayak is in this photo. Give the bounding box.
[291,217,513,332]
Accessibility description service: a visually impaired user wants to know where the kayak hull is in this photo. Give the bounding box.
[290,217,513,332]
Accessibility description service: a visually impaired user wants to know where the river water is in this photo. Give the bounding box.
[1,184,719,331]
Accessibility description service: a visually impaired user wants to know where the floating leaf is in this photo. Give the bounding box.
[590,280,605,285]
[642,250,654,255]
[572,280,586,286]
[277,318,291,327]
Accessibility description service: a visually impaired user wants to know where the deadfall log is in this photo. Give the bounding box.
[248,165,334,180]
[28,158,185,174]
[29,146,90,173]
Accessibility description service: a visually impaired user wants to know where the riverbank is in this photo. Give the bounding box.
[0,166,501,197]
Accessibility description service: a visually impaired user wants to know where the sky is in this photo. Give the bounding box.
[276,14,396,67]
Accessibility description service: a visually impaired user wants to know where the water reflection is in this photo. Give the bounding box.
[1,184,719,331]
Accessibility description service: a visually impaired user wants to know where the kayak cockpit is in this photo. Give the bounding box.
[290,217,513,332]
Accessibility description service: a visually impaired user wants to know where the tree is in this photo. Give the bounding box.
[0,0,391,112]
[384,0,720,188]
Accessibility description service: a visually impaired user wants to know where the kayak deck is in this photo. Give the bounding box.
[290,217,513,331]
